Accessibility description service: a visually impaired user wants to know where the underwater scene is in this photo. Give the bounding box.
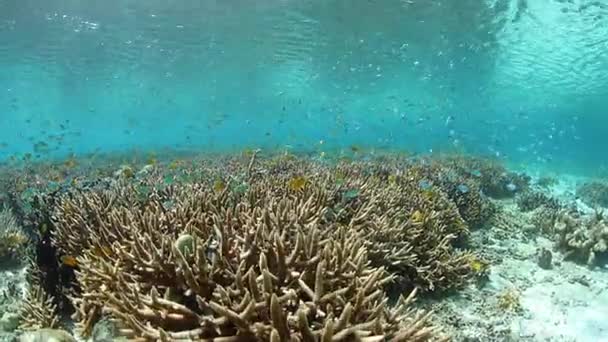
[1,0,608,341]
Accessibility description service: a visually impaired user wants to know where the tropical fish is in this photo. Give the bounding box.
[457,184,470,194]
[64,158,78,169]
[418,179,432,190]
[350,145,361,153]
[469,256,488,273]
[411,210,426,223]
[33,141,50,154]
[214,178,226,192]
[288,176,307,191]
[61,255,78,267]
[343,188,360,200]
[92,246,112,257]
[168,160,182,170]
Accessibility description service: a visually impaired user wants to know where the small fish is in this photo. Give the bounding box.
[33,141,50,153]
[468,256,488,273]
[168,160,182,170]
[411,210,426,223]
[342,188,360,200]
[505,183,517,192]
[71,177,80,186]
[445,115,454,126]
[61,255,78,267]
[213,178,226,192]
[457,184,470,194]
[470,170,482,177]
[92,246,112,256]
[388,174,398,184]
[418,179,432,190]
[39,223,48,235]
[288,176,307,192]
[64,158,78,169]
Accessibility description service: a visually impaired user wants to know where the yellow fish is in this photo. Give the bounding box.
[61,255,78,267]
[411,210,426,224]
[388,174,398,185]
[64,158,78,169]
[213,178,226,192]
[168,160,182,170]
[288,176,307,191]
[92,245,112,257]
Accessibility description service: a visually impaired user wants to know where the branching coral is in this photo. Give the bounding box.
[401,161,495,228]
[19,284,60,331]
[440,156,529,199]
[327,169,474,293]
[0,205,29,263]
[516,191,560,212]
[52,181,447,341]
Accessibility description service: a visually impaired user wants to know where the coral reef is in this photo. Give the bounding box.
[327,166,475,292]
[535,176,558,189]
[0,152,530,341]
[576,181,608,208]
[398,161,495,228]
[0,205,29,264]
[441,156,530,199]
[50,179,447,340]
[550,209,608,266]
[19,284,60,331]
[516,191,560,212]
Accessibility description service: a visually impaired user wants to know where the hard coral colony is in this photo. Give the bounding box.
[5,154,524,341]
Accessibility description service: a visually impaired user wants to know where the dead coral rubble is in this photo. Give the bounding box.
[51,179,448,341]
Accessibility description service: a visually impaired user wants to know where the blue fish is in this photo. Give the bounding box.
[418,179,432,190]
[470,170,482,177]
[457,184,469,194]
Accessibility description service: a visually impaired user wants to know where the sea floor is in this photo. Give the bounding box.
[0,153,607,341]
[428,176,608,342]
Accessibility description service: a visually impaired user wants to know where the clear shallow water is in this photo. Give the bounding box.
[0,0,607,174]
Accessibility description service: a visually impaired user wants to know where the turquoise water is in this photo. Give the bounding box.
[1,0,607,174]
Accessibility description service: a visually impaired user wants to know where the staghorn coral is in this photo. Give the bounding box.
[52,181,446,341]
[531,205,561,235]
[19,284,60,331]
[401,161,495,228]
[0,205,29,264]
[326,168,474,293]
[516,191,560,212]
[18,260,65,334]
[440,156,529,199]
